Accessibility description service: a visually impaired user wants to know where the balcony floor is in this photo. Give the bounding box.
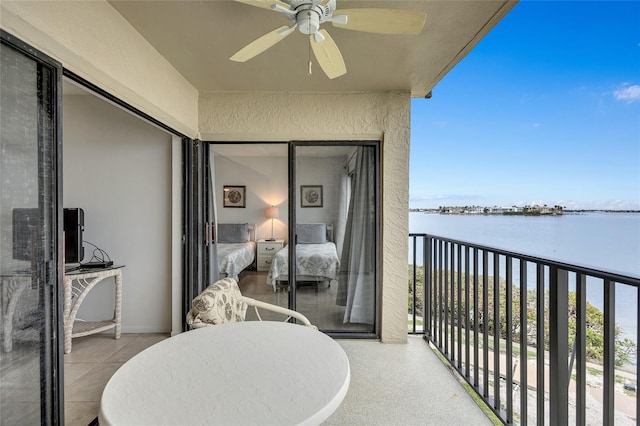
[60,333,492,425]
[326,336,493,425]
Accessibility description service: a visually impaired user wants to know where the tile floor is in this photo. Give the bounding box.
[63,334,491,426]
[64,333,168,426]
[63,270,370,425]
[238,271,371,332]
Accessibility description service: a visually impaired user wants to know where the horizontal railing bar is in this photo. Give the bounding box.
[409,233,640,285]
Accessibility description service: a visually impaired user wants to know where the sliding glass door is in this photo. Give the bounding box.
[210,143,290,313]
[293,143,379,334]
[0,31,63,425]
[182,139,211,329]
[206,141,379,335]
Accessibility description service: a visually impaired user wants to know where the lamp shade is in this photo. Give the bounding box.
[265,206,279,219]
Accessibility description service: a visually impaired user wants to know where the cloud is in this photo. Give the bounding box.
[613,85,640,103]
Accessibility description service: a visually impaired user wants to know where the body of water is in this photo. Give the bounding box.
[409,212,640,341]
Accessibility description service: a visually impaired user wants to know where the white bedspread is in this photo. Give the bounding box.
[267,243,340,291]
[217,242,255,281]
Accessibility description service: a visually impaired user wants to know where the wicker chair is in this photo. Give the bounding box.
[186,277,317,330]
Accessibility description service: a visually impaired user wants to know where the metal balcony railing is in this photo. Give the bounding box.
[408,233,640,425]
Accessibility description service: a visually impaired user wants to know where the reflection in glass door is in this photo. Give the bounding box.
[210,143,290,314]
[294,143,379,334]
[0,33,61,425]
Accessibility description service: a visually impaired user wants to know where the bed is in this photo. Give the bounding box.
[216,223,256,281]
[266,224,340,292]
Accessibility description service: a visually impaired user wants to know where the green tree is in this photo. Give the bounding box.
[410,267,637,366]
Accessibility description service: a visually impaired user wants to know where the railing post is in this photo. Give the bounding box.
[575,273,586,426]
[483,250,489,397]
[493,253,501,411]
[505,256,513,424]
[548,266,569,424]
[473,248,479,388]
[464,245,470,379]
[457,243,462,368]
[444,242,450,355]
[425,236,431,339]
[603,279,615,425]
[536,264,545,422]
[519,261,528,426]
[412,235,417,334]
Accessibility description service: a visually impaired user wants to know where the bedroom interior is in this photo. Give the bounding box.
[211,143,378,333]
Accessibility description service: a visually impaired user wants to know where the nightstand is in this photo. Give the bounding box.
[257,239,284,272]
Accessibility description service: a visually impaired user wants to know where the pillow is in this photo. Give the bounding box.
[186,278,246,326]
[217,223,249,243]
[297,223,326,244]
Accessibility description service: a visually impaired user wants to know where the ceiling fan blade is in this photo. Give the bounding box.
[234,0,291,11]
[310,29,346,79]
[230,25,293,62]
[332,8,427,35]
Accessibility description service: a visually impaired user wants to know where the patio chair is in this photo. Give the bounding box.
[186,277,317,330]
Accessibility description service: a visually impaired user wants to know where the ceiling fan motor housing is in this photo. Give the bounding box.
[283,0,335,35]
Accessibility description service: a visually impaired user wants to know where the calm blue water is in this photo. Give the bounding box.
[409,212,640,341]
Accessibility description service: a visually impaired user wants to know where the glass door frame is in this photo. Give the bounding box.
[289,141,381,338]
[205,140,381,337]
[1,29,64,425]
[182,139,210,330]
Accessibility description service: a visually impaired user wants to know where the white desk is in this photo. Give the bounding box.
[63,266,124,354]
[99,321,350,426]
[1,273,32,352]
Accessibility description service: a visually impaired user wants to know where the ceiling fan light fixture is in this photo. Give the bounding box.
[329,14,347,25]
[297,9,321,34]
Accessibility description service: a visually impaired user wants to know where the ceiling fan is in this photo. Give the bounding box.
[230,0,427,79]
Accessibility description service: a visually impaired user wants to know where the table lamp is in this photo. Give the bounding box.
[265,206,279,241]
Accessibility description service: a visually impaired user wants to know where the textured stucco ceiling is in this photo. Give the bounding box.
[108,0,516,97]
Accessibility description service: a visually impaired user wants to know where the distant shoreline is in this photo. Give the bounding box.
[564,209,640,213]
[410,208,640,214]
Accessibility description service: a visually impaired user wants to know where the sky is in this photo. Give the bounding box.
[410,1,640,210]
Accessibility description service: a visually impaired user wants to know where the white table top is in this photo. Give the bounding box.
[99,321,350,426]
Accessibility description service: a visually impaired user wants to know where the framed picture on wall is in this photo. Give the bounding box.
[300,185,323,208]
[223,185,246,208]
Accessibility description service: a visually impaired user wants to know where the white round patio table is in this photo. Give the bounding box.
[99,321,350,426]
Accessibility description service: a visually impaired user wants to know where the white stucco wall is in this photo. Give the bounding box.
[0,0,199,137]
[200,92,411,342]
